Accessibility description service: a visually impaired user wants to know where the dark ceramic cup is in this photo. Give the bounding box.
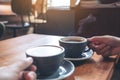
[26,45,65,76]
[59,36,90,58]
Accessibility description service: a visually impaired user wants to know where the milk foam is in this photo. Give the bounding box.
[26,46,63,57]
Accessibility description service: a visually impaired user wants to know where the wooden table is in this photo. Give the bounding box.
[0,34,119,80]
[0,4,15,16]
[0,4,15,24]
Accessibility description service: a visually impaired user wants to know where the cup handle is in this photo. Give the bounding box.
[84,47,91,52]
[84,41,91,52]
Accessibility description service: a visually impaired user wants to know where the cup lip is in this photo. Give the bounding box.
[26,45,65,57]
[59,36,87,43]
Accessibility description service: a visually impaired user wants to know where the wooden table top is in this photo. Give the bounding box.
[0,4,15,15]
[0,34,119,80]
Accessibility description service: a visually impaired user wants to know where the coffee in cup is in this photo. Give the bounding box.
[59,36,90,58]
[26,45,65,76]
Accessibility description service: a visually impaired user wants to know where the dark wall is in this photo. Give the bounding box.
[75,3,120,38]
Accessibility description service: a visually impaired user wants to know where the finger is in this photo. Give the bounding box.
[99,46,111,55]
[111,47,120,55]
[101,50,111,57]
[29,65,37,72]
[88,42,99,51]
[95,45,110,55]
[11,57,33,72]
[94,43,106,50]
[88,36,105,42]
[23,71,37,80]
[89,43,106,52]
[95,49,103,55]
[18,72,24,80]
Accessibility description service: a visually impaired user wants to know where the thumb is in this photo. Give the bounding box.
[11,57,33,72]
[88,36,105,42]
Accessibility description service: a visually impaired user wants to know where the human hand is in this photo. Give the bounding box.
[88,35,120,57]
[0,57,37,80]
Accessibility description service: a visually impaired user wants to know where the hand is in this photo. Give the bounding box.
[88,35,120,57]
[0,57,37,80]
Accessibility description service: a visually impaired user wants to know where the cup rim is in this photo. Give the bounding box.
[59,36,87,43]
[26,45,65,57]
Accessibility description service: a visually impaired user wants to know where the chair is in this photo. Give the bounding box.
[0,22,5,39]
[5,0,32,37]
[31,0,48,33]
[34,0,47,19]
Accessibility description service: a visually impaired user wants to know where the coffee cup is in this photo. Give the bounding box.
[26,45,65,76]
[59,36,90,58]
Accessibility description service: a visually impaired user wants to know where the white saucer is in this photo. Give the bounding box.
[37,60,75,80]
[64,49,93,61]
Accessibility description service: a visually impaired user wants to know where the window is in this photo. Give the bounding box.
[48,0,70,8]
[0,0,11,2]
[0,0,11,4]
[47,0,80,9]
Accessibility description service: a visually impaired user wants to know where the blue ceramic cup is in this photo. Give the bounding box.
[26,45,65,76]
[59,36,90,58]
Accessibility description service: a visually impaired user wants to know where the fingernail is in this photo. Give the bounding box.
[27,57,33,62]
[28,71,37,80]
